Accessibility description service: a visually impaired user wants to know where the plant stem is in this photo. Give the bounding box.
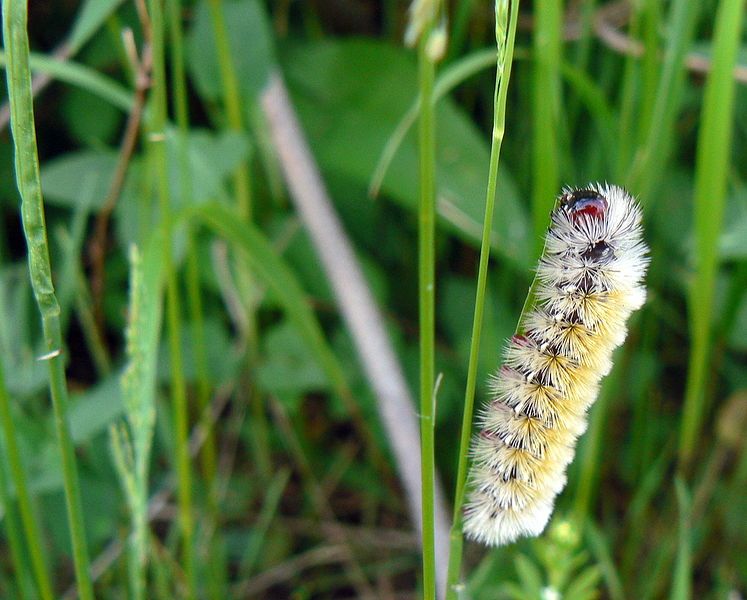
[0,354,52,600]
[148,0,195,595]
[531,0,562,257]
[2,1,93,598]
[166,0,218,509]
[680,0,742,469]
[206,0,252,220]
[206,0,270,490]
[445,1,520,597]
[417,18,437,600]
[627,0,699,201]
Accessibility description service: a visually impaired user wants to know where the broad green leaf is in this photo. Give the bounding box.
[190,203,344,393]
[61,86,122,145]
[514,553,545,596]
[187,0,275,102]
[0,265,47,396]
[257,321,328,413]
[68,0,127,52]
[41,130,251,214]
[69,376,124,443]
[282,39,531,268]
[157,318,240,385]
[164,129,252,207]
[40,150,120,210]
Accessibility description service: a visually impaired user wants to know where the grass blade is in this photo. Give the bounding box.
[670,478,692,600]
[416,14,439,600]
[628,0,700,200]
[531,0,562,255]
[2,2,93,597]
[679,0,743,469]
[0,51,133,111]
[445,1,520,597]
[0,353,49,600]
[190,203,382,470]
[148,0,195,594]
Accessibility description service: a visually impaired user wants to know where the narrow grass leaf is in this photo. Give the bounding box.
[369,47,498,198]
[0,51,133,112]
[531,0,562,256]
[239,467,291,576]
[670,478,692,600]
[0,354,48,600]
[415,5,439,596]
[190,203,381,461]
[2,2,93,597]
[628,0,700,201]
[680,0,743,468]
[584,520,625,600]
[446,0,521,596]
[68,0,126,51]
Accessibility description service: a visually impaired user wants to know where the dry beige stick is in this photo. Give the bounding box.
[260,71,450,597]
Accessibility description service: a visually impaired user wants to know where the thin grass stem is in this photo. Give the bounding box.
[166,0,219,515]
[205,0,271,490]
[531,0,562,257]
[680,0,742,469]
[0,353,52,600]
[445,2,520,597]
[206,0,252,220]
[627,0,699,201]
[416,14,438,600]
[147,0,195,595]
[2,2,93,597]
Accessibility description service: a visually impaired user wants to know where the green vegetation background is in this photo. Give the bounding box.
[0,0,746,598]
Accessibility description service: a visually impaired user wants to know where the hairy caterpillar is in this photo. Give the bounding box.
[464,183,649,546]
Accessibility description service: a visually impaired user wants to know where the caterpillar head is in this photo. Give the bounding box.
[559,188,608,222]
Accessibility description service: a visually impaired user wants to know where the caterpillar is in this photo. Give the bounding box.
[463,183,649,547]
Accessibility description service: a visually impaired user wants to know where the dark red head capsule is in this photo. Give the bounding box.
[560,189,608,222]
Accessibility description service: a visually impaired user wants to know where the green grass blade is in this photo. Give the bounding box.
[0,354,48,600]
[369,47,497,198]
[148,0,195,594]
[614,5,643,181]
[531,0,562,256]
[0,51,133,111]
[207,0,253,220]
[189,203,382,468]
[167,1,226,597]
[636,0,663,153]
[670,478,692,600]
[238,467,291,577]
[446,1,520,597]
[572,359,620,523]
[585,520,625,600]
[416,16,438,600]
[2,2,93,597]
[68,0,126,52]
[628,0,700,200]
[679,0,743,469]
[559,61,616,169]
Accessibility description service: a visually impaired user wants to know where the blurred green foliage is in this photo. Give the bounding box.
[0,0,745,598]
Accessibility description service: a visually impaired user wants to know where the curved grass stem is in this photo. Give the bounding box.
[445,1,520,597]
